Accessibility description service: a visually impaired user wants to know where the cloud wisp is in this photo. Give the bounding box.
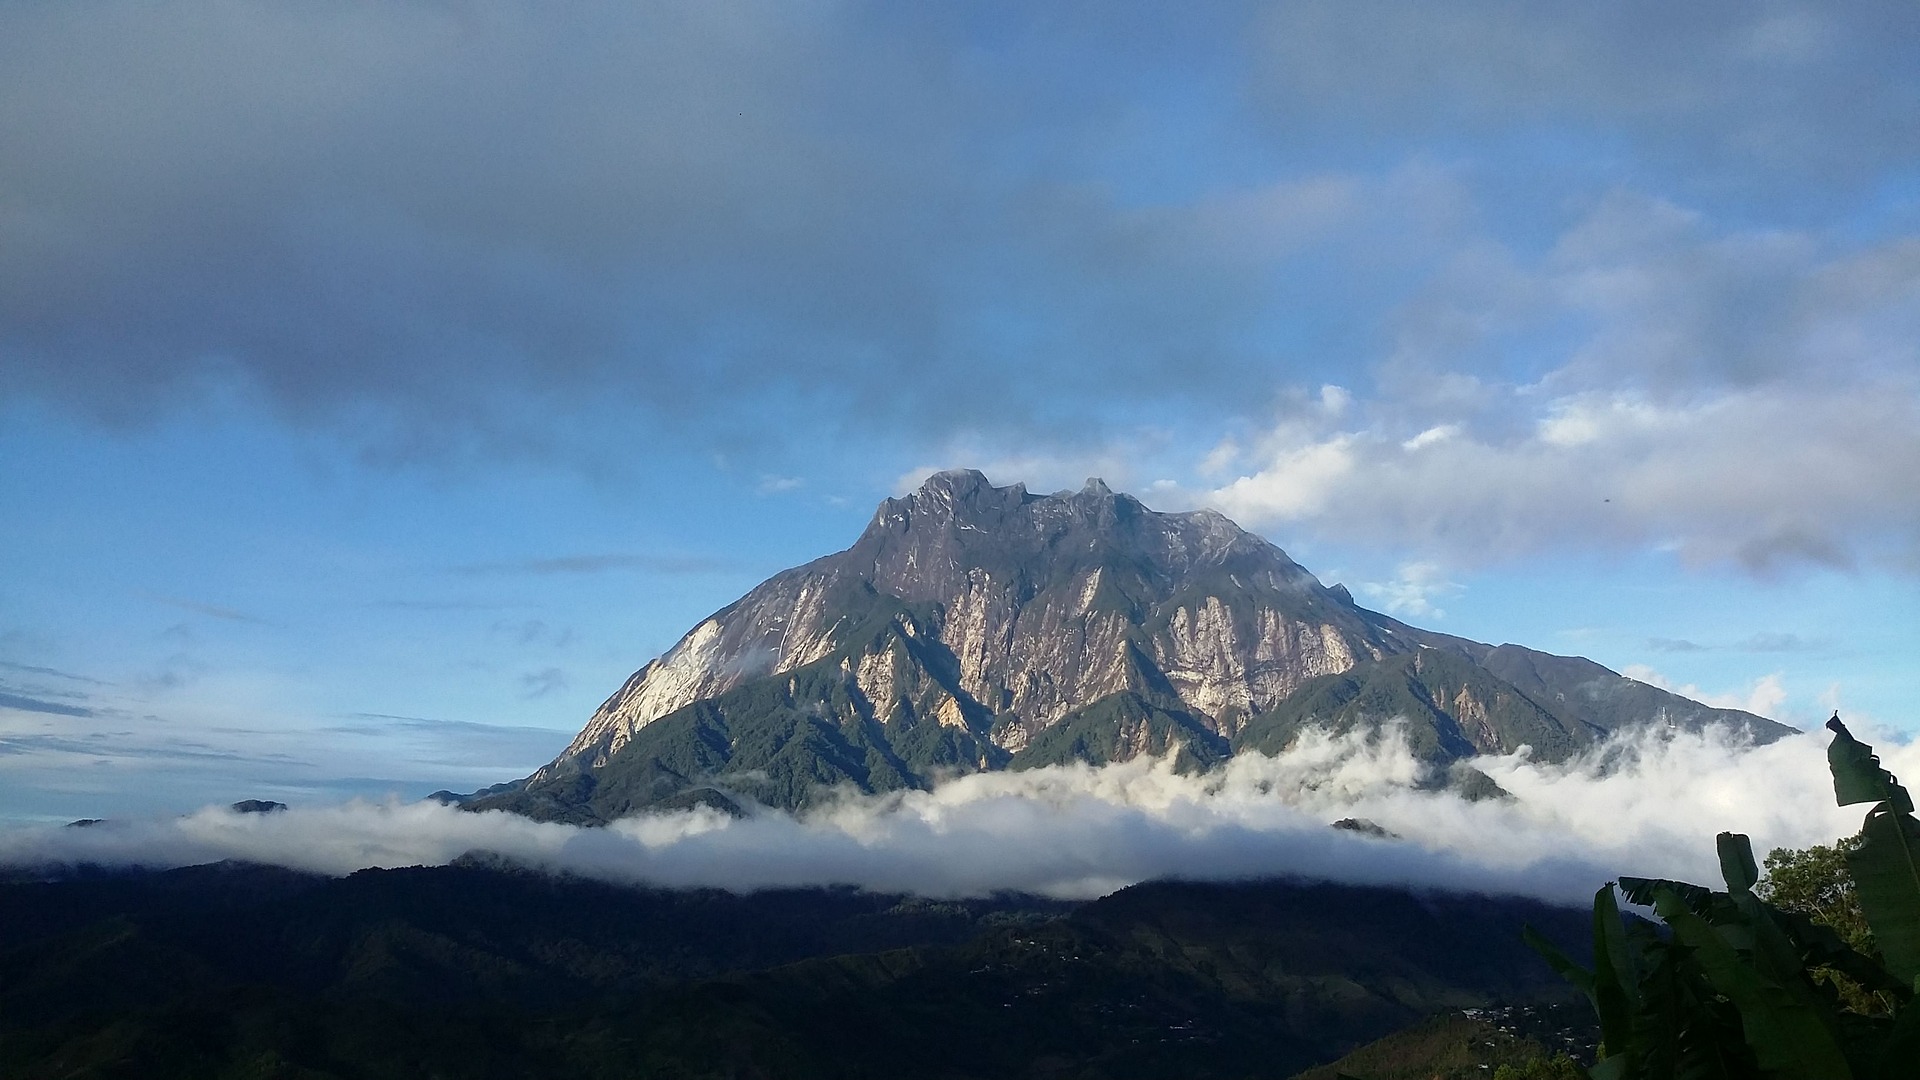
[138,593,265,624]
[0,724,1899,906]
[0,692,95,719]
[452,554,741,577]
[0,661,108,685]
[1621,667,1788,720]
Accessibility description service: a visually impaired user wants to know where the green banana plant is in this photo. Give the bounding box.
[1826,716,1920,988]
[1527,716,1920,1079]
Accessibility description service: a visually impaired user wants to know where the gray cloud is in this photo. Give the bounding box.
[1360,190,1920,411]
[488,620,572,648]
[1250,2,1920,185]
[0,706,570,821]
[4,2,1915,591]
[139,593,264,624]
[0,731,264,764]
[1734,633,1826,654]
[325,714,571,769]
[334,713,569,739]
[1646,633,1826,656]
[520,668,568,700]
[5,2,1910,469]
[0,692,94,719]
[455,554,738,577]
[368,599,521,612]
[0,2,1290,455]
[1648,638,1709,654]
[1184,189,1920,575]
[0,661,108,686]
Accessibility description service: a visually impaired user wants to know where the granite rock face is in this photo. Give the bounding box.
[472,471,1791,822]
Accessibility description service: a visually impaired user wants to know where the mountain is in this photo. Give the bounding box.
[467,470,1791,822]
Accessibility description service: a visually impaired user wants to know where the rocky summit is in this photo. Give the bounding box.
[466,471,1792,823]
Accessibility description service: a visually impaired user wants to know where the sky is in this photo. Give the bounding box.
[2,1,1918,825]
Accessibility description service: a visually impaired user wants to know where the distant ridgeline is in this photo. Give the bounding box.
[456,471,1792,823]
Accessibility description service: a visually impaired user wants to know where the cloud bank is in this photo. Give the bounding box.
[1184,187,1920,574]
[1199,380,1920,574]
[4,3,1914,580]
[3,725,1905,906]
[6,5,1914,475]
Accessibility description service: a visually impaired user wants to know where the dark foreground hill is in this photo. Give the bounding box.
[463,470,1790,823]
[1291,1005,1597,1080]
[0,862,1591,1079]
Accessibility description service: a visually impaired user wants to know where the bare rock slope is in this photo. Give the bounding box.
[469,471,1790,822]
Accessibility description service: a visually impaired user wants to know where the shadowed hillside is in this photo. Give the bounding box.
[0,862,1590,1078]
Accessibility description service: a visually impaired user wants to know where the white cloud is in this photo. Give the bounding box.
[1357,561,1462,619]
[1174,190,1920,576]
[1208,434,1356,523]
[1535,397,1666,448]
[1197,440,1240,478]
[1622,666,1789,720]
[892,441,1170,501]
[1200,381,1919,574]
[1400,424,1459,451]
[2,724,1904,906]
[756,474,805,494]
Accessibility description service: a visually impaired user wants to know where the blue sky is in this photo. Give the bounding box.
[2,1,1916,821]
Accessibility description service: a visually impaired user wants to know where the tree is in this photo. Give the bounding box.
[1493,1054,1585,1080]
[1760,835,1882,1013]
[1760,837,1870,953]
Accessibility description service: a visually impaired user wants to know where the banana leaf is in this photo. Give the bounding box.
[1594,883,1644,1040]
[1718,832,1760,895]
[1651,885,1855,1080]
[1848,803,1920,985]
[1633,932,1753,1080]
[1767,906,1912,1002]
[1620,875,1715,913]
[1525,885,1640,1074]
[1827,716,1913,812]
[1828,718,1920,986]
[1871,991,1920,1080]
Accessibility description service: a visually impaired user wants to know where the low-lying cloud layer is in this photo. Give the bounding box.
[4,724,1906,907]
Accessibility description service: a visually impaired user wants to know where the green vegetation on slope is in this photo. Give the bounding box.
[1290,1007,1591,1080]
[1007,689,1226,773]
[1235,649,1592,765]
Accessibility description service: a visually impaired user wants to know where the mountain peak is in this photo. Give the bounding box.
[904,469,1033,510]
[916,468,993,497]
[870,470,1033,536]
[468,468,1796,823]
[844,471,1325,608]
